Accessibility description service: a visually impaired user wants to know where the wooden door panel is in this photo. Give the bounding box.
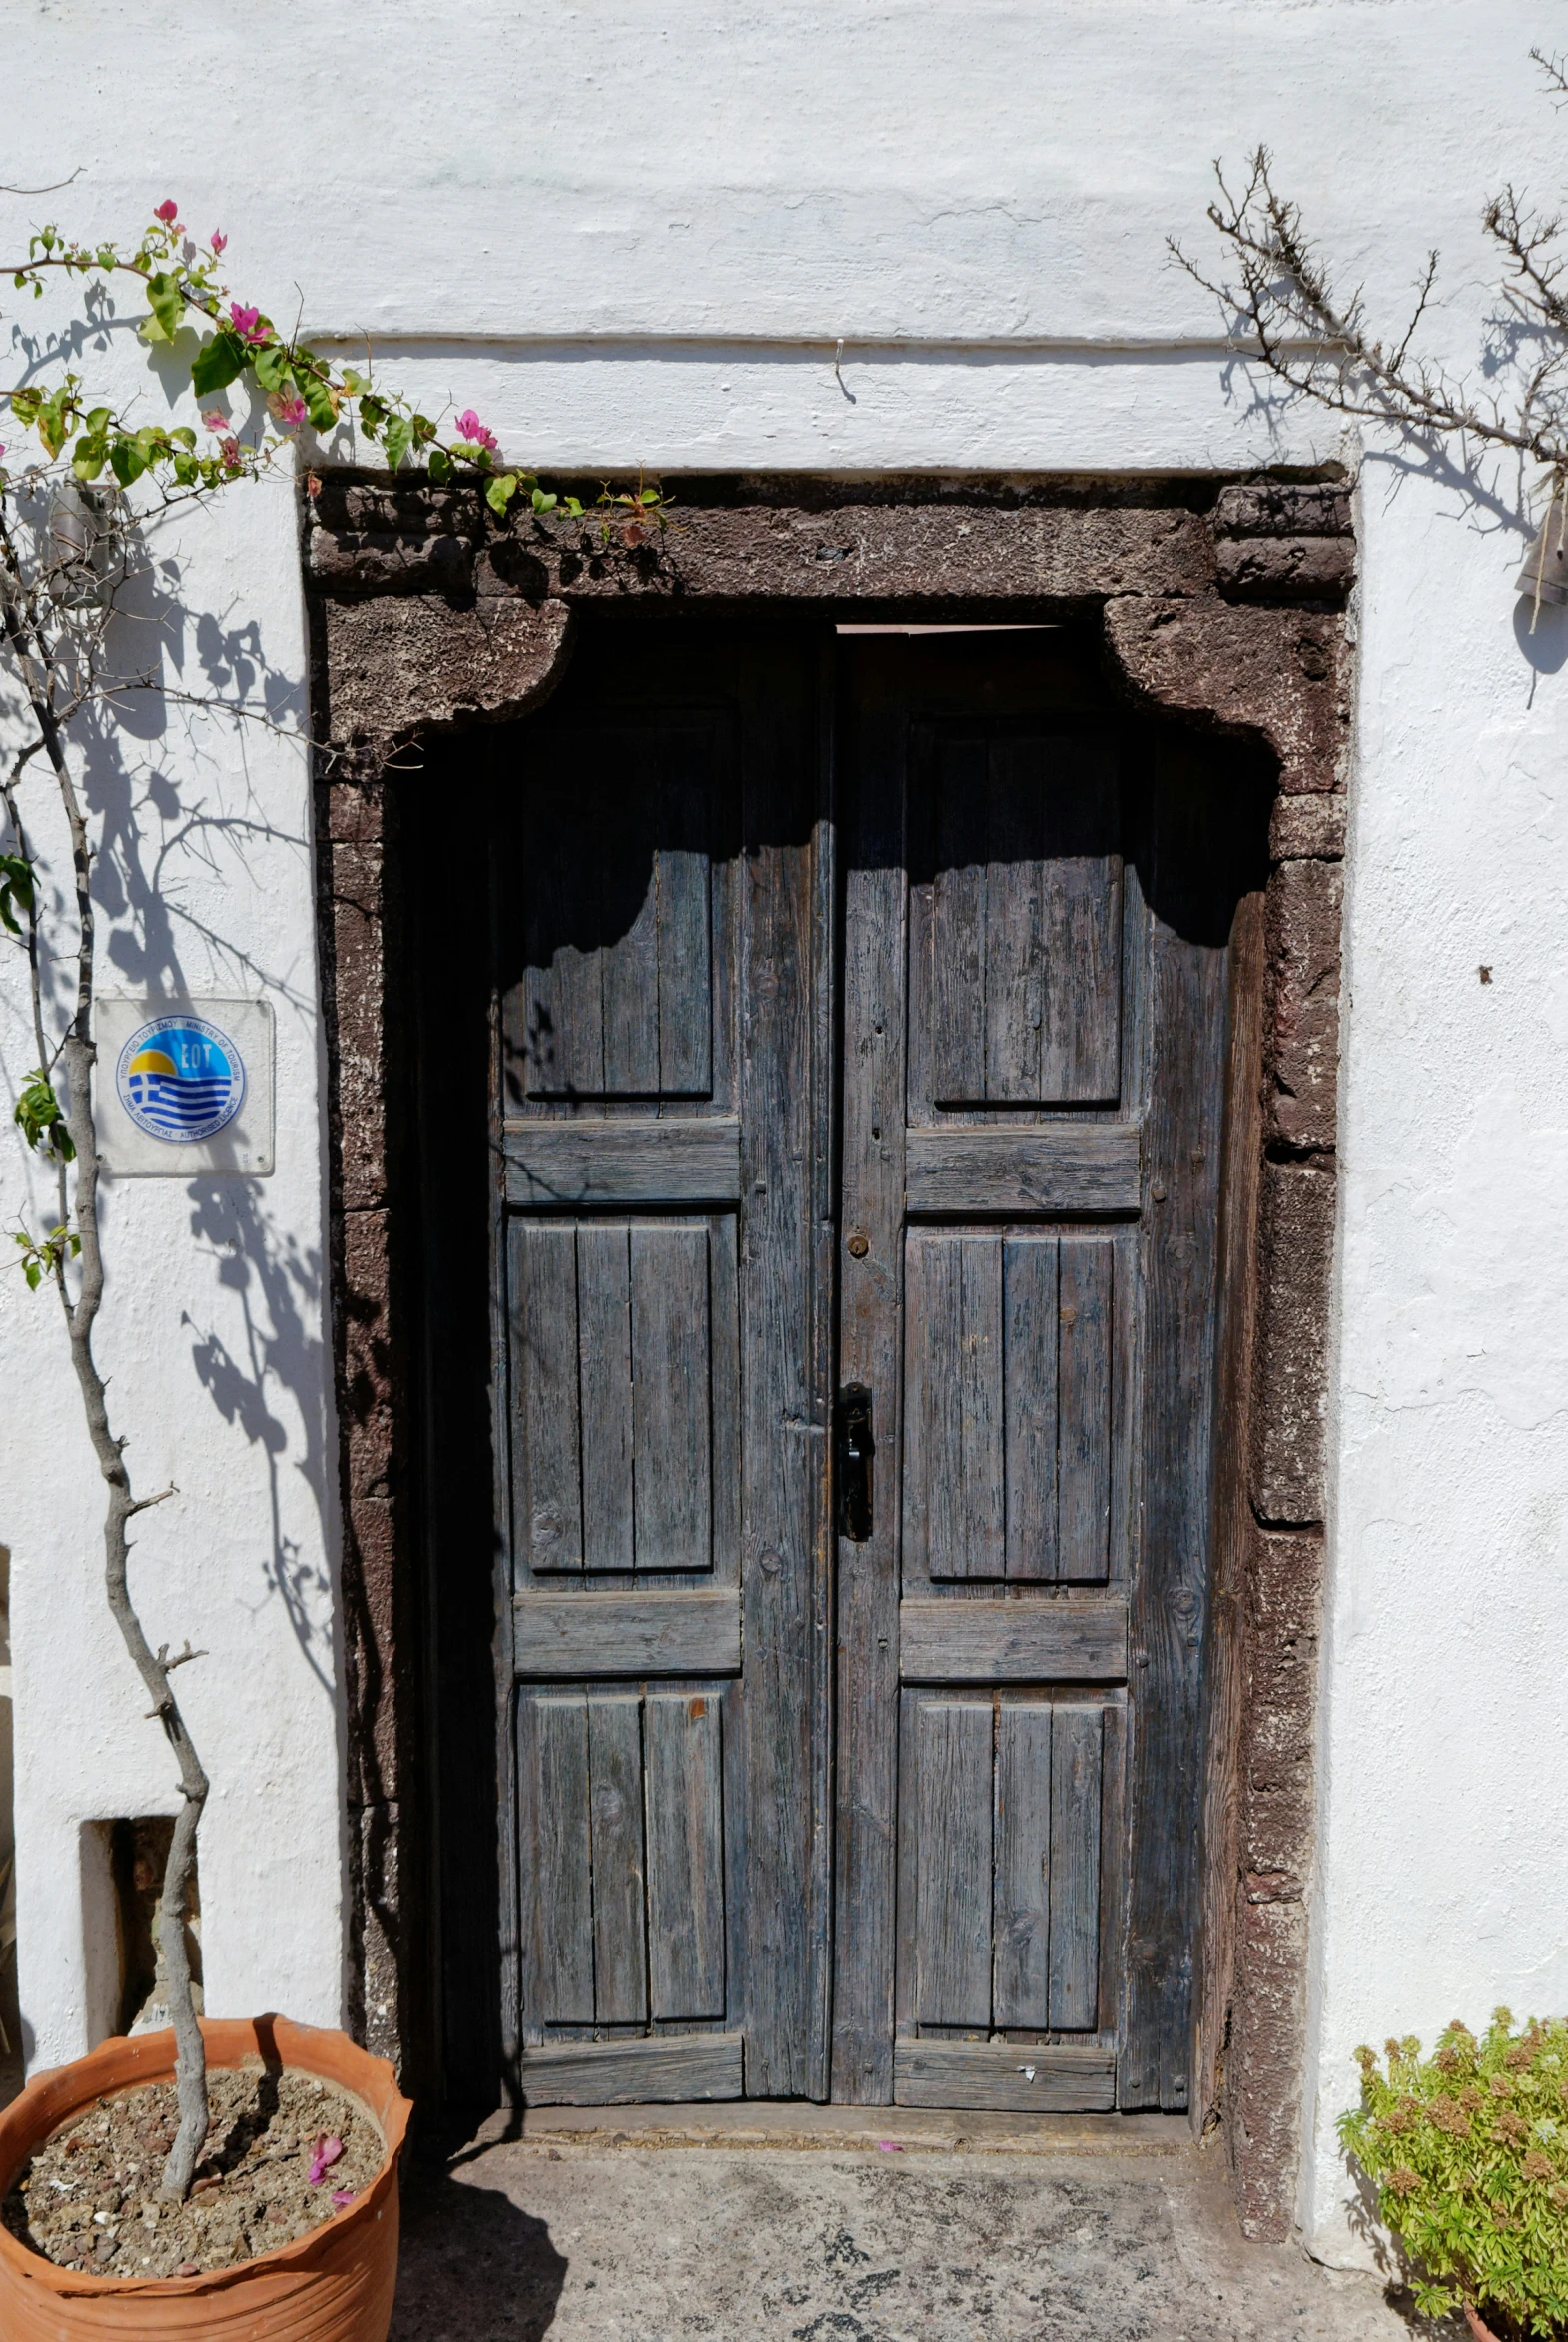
[901,1229,1123,1586]
[896,1691,1124,2053]
[518,738,718,1103]
[517,1682,732,2038]
[911,727,1123,1110]
[508,1213,738,1580]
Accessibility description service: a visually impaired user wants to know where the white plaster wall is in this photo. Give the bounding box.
[0,0,1564,2258]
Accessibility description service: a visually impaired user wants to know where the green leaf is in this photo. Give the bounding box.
[146,271,186,341]
[23,1260,39,1291]
[71,434,107,482]
[303,375,337,432]
[0,852,34,934]
[426,446,451,483]
[252,340,292,392]
[36,390,74,459]
[14,1072,74,1162]
[109,434,149,487]
[190,326,250,397]
[172,451,198,484]
[531,487,557,513]
[358,394,388,431]
[486,471,520,516]
[382,414,412,473]
[8,388,41,426]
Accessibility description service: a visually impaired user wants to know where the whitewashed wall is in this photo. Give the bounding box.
[2,0,1564,2259]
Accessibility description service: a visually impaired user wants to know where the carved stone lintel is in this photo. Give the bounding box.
[322,591,574,760]
[1103,594,1349,794]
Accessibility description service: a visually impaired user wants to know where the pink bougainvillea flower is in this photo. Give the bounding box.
[455,407,498,452]
[228,302,268,344]
[219,436,242,470]
[331,2188,356,2210]
[154,200,179,224]
[268,391,308,428]
[210,231,227,255]
[201,411,228,432]
[307,2134,345,2186]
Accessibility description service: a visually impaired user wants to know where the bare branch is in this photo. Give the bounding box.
[1172,130,1568,476]
[0,168,83,196]
[128,1484,179,1519]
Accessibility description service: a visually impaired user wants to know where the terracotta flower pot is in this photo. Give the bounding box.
[0,2014,410,2340]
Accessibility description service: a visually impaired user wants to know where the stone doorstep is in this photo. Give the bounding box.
[467,2099,1197,2160]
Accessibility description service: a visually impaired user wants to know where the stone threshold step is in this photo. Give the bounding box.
[471,2100,1198,2159]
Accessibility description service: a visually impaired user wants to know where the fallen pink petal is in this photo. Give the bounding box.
[331,2188,356,2209]
[307,2133,345,2185]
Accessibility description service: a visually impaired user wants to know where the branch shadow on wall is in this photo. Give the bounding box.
[65,541,338,1711]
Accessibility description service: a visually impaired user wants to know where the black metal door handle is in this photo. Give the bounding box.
[836,1383,874,1541]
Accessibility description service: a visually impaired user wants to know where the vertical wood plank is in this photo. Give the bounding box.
[1004,1236,1060,1581]
[601,802,661,1094]
[534,1694,593,2022]
[577,1224,634,1573]
[924,1237,967,1578]
[1038,748,1122,1104]
[521,788,606,1099]
[993,1702,1053,2030]
[960,1235,1005,1578]
[588,1696,648,2023]
[833,645,910,2100]
[657,756,714,1096]
[520,1222,583,1574]
[530,792,608,1099]
[900,1234,934,1586]
[631,1224,713,1572]
[1042,855,1123,1102]
[915,1700,994,2029]
[646,1691,726,2020]
[1097,1700,1127,2038]
[1122,740,1235,2112]
[1058,1238,1113,1583]
[1049,1704,1103,2031]
[735,629,829,2097]
[982,741,1044,1101]
[708,1216,742,1582]
[930,737,989,1104]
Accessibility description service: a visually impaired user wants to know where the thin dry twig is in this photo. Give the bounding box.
[1170,58,1568,497]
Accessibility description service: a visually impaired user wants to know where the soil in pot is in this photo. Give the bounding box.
[0,2063,383,2279]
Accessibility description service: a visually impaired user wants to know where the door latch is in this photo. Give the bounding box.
[836,1383,874,1542]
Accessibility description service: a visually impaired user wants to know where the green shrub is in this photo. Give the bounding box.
[1341,2009,1568,2335]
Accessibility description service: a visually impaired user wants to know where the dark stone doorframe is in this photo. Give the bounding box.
[305,471,1352,2238]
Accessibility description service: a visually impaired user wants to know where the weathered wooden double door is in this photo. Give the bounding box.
[494,616,1253,2114]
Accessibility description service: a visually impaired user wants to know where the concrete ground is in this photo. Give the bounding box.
[389,2104,1436,2342]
